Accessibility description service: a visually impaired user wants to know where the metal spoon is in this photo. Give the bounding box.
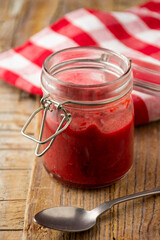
[34,188,160,232]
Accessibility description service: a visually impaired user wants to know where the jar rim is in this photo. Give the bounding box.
[42,46,132,89]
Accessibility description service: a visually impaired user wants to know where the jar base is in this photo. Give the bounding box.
[43,163,133,189]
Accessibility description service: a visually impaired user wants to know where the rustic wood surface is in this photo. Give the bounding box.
[0,0,159,240]
[24,123,160,240]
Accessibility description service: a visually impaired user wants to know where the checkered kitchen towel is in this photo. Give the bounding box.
[0,0,160,125]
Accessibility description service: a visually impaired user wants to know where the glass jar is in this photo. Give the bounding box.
[23,47,134,188]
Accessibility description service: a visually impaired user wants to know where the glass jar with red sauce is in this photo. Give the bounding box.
[23,47,134,188]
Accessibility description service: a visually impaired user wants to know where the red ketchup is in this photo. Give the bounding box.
[42,76,134,188]
[40,47,134,188]
[43,113,134,188]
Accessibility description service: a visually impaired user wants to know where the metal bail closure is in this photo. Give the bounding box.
[21,95,72,157]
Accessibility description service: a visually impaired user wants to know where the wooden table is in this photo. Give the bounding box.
[0,0,160,239]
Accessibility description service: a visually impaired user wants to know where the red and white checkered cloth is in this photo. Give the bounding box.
[0,0,160,125]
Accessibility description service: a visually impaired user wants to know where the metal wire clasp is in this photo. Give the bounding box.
[21,94,72,157]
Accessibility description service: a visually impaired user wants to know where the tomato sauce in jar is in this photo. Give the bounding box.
[40,47,134,188]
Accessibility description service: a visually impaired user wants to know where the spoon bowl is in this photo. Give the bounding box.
[34,207,97,232]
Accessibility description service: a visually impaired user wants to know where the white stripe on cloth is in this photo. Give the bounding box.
[132,90,160,121]
[0,50,41,87]
[30,27,78,51]
[135,31,160,47]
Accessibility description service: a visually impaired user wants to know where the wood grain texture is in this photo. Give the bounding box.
[0,170,31,200]
[0,231,23,240]
[0,150,34,169]
[0,0,39,237]
[22,119,160,240]
[24,122,160,240]
[0,200,26,230]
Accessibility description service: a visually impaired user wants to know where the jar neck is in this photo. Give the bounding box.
[41,47,132,105]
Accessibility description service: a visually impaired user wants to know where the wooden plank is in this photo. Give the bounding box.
[0,83,38,116]
[0,131,35,150]
[0,150,34,169]
[9,0,59,47]
[0,0,42,239]
[0,200,26,230]
[24,120,160,240]
[0,82,38,132]
[0,170,30,200]
[0,112,36,131]
[0,231,23,240]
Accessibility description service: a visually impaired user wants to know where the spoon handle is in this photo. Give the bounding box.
[111,187,160,206]
[92,188,160,217]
